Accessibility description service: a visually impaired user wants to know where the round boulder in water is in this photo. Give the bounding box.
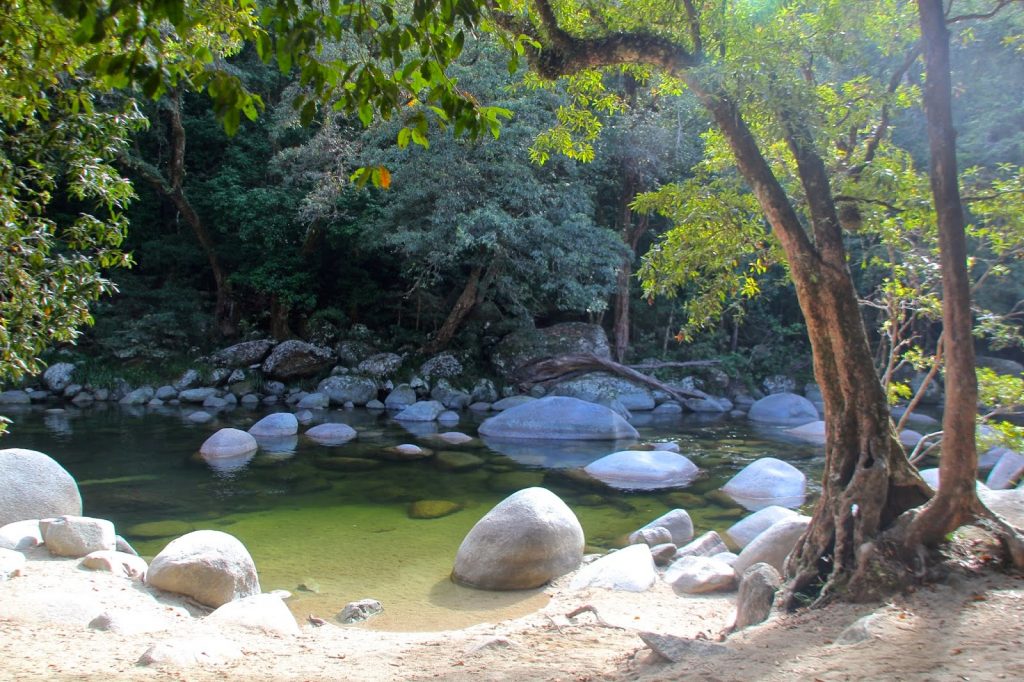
[452,487,584,590]
[748,393,819,425]
[722,457,806,510]
[248,412,298,437]
[584,451,699,490]
[146,530,260,608]
[199,428,258,460]
[0,448,82,526]
[478,396,638,440]
[304,423,358,445]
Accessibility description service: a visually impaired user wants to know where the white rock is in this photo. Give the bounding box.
[584,451,700,490]
[479,396,638,440]
[569,544,657,592]
[726,506,800,549]
[248,412,299,437]
[630,509,694,546]
[146,530,260,608]
[785,420,826,445]
[137,638,243,667]
[40,515,116,558]
[733,516,811,575]
[304,423,358,445]
[722,457,806,510]
[452,488,584,590]
[664,555,737,594]
[394,400,446,422]
[674,531,729,560]
[0,519,43,550]
[748,393,819,425]
[206,593,300,636]
[199,428,257,459]
[80,550,148,580]
[0,448,82,526]
[0,547,26,581]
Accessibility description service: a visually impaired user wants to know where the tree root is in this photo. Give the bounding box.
[565,604,624,629]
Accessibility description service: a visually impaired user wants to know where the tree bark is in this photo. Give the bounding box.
[902,0,983,543]
[422,264,484,355]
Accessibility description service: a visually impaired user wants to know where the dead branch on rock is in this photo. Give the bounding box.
[514,353,713,404]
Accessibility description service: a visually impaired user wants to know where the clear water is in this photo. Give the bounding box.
[1,402,824,631]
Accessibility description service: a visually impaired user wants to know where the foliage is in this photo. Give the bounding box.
[0,0,143,385]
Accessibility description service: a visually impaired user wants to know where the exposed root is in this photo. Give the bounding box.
[565,604,625,629]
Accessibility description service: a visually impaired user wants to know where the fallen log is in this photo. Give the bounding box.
[513,353,714,404]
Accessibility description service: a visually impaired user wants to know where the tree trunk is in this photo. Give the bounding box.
[688,80,932,605]
[612,259,633,363]
[422,264,484,355]
[902,0,983,543]
[269,295,292,341]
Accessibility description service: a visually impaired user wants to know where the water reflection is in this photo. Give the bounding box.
[479,436,637,469]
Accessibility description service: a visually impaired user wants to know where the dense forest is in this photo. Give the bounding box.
[3,0,1024,604]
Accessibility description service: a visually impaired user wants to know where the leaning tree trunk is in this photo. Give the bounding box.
[691,81,932,605]
[422,264,484,356]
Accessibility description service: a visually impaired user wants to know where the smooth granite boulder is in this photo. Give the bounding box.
[248,412,299,438]
[304,423,358,445]
[261,340,334,381]
[146,530,260,608]
[452,488,584,590]
[199,429,258,460]
[394,400,446,422]
[664,555,737,594]
[0,520,43,551]
[630,509,695,546]
[722,457,806,510]
[0,448,82,526]
[478,396,639,440]
[726,506,800,549]
[584,451,699,490]
[986,449,1024,490]
[733,516,811,575]
[569,544,657,592]
[748,393,819,425]
[550,372,656,411]
[317,375,378,406]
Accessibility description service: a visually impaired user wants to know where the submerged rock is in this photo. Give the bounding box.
[338,598,384,624]
[408,500,462,519]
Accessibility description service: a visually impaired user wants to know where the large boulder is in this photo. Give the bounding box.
[261,340,334,381]
[734,563,782,630]
[0,448,82,526]
[317,375,377,406]
[979,488,1024,528]
[491,322,611,378]
[199,429,258,460]
[304,423,358,445]
[419,352,463,380]
[211,340,275,368]
[43,362,76,392]
[384,384,418,410]
[206,594,299,636]
[722,457,806,510]
[583,451,700,490]
[248,412,299,438]
[40,515,116,557]
[986,449,1024,490]
[146,530,260,608]
[357,352,403,378]
[733,516,811,575]
[478,396,639,440]
[748,393,819,425]
[179,387,218,404]
[452,487,584,590]
[550,372,656,412]
[119,387,155,405]
[569,544,657,592]
[785,421,827,445]
[726,506,799,549]
[0,390,31,404]
[431,380,471,410]
[394,400,446,422]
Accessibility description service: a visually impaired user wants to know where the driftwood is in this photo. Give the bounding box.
[513,353,714,404]
[628,359,721,371]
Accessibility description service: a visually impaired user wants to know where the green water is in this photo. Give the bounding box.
[1,402,823,631]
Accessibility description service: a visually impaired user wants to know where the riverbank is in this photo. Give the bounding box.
[1,544,1021,681]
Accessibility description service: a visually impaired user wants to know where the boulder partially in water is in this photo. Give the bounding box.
[722,457,806,510]
[199,429,258,460]
[248,412,299,438]
[584,451,699,491]
[748,393,819,425]
[146,530,260,608]
[304,423,358,445]
[0,448,82,526]
[452,487,584,590]
[478,396,638,441]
